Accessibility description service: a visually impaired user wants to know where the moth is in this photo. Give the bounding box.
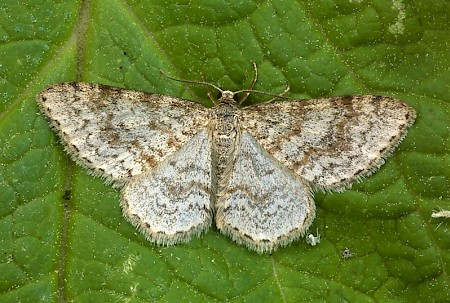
[37,66,415,253]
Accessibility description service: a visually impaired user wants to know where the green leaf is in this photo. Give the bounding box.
[1,0,449,302]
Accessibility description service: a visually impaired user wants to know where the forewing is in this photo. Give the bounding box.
[121,129,214,245]
[38,82,209,185]
[216,131,315,254]
[241,95,416,190]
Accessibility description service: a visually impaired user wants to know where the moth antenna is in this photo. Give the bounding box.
[160,70,223,93]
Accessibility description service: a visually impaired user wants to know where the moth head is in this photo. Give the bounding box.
[218,90,239,105]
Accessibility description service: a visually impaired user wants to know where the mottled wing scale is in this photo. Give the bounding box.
[38,82,213,246]
[241,95,416,191]
[38,82,209,186]
[122,129,214,245]
[216,131,315,253]
[38,80,416,254]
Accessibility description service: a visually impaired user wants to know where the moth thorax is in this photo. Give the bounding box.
[210,103,240,178]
